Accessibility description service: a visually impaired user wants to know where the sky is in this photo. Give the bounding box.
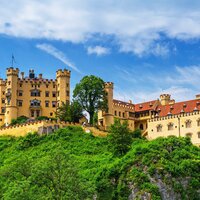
[0,0,200,103]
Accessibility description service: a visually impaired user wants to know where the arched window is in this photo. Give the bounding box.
[186,133,192,138]
[168,122,174,131]
[197,119,200,126]
[114,110,117,116]
[185,120,192,128]
[30,99,41,107]
[157,124,162,132]
[139,124,144,130]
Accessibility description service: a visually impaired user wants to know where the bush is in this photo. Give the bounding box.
[10,116,28,126]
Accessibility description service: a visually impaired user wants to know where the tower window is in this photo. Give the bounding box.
[52,92,56,97]
[45,91,49,97]
[114,110,117,116]
[46,84,49,88]
[66,90,69,96]
[45,101,49,107]
[1,99,5,104]
[17,100,23,107]
[50,112,53,116]
[18,90,23,96]
[157,124,162,132]
[52,101,57,108]
[119,111,121,117]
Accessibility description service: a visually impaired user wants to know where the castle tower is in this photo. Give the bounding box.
[160,94,171,106]
[103,82,114,130]
[0,79,6,126]
[56,69,71,106]
[5,67,19,125]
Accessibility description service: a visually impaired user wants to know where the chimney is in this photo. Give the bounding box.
[20,72,24,79]
[128,100,133,104]
[38,73,43,79]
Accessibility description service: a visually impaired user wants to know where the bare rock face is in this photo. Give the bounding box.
[128,185,151,200]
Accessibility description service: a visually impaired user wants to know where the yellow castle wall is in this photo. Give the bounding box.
[148,112,200,146]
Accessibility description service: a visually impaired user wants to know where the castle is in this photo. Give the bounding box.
[98,82,200,146]
[0,67,70,126]
[0,67,200,146]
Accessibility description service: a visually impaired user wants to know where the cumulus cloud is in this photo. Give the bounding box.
[1,0,200,56]
[36,43,80,73]
[87,46,110,56]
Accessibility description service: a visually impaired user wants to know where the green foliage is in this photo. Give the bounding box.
[0,129,199,199]
[10,116,28,126]
[35,116,49,121]
[73,75,107,124]
[108,119,134,156]
[56,101,83,123]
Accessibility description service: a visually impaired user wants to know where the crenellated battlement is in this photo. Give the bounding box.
[104,82,114,89]
[6,67,19,76]
[0,79,6,86]
[160,94,171,99]
[56,69,71,78]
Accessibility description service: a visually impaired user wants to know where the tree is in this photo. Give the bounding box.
[56,101,83,123]
[109,119,133,156]
[70,100,84,123]
[10,116,28,126]
[56,102,70,122]
[73,75,107,125]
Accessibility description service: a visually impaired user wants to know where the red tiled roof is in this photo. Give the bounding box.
[157,99,200,117]
[135,100,157,112]
[113,99,158,112]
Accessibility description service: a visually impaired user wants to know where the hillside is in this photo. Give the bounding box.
[0,126,199,200]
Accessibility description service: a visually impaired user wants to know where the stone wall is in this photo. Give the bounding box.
[0,120,79,137]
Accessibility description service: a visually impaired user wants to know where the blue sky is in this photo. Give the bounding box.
[0,0,200,103]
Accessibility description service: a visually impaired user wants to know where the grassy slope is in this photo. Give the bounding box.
[0,126,199,200]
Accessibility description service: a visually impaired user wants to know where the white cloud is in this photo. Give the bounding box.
[36,43,80,73]
[1,0,200,56]
[115,65,200,103]
[87,46,110,56]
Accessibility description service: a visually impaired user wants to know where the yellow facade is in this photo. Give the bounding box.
[0,67,70,126]
[98,82,200,146]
